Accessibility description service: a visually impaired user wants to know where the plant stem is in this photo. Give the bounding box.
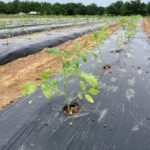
[97,46,106,66]
[63,68,70,107]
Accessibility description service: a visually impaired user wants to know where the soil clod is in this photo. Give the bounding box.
[36,78,41,81]
[10,100,14,104]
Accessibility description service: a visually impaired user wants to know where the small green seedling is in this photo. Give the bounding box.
[91,24,109,66]
[23,43,99,115]
[116,17,127,50]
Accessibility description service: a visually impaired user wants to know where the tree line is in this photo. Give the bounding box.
[0,0,150,16]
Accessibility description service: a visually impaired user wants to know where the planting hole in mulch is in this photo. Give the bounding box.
[10,100,14,104]
[62,102,80,115]
[103,64,112,70]
[111,48,123,53]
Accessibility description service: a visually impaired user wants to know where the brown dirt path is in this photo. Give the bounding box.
[143,17,150,38]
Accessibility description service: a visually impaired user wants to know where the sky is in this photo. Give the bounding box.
[2,0,150,6]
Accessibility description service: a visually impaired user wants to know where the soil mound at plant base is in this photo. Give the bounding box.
[144,18,150,38]
[62,102,80,115]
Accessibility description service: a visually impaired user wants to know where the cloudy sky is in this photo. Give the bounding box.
[2,0,150,6]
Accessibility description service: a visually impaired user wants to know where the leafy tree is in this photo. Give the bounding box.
[147,2,150,15]
[86,4,99,15]
[13,0,21,13]
[52,3,65,15]
[0,1,6,13]
[122,2,134,16]
[0,0,149,16]
[106,1,123,16]
[98,6,105,15]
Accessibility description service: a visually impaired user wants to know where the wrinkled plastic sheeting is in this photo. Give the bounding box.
[0,18,100,30]
[0,21,101,39]
[1,21,150,150]
[0,23,105,65]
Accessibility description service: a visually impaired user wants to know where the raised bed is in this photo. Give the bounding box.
[0,18,100,30]
[0,21,102,39]
[0,20,150,150]
[0,22,107,65]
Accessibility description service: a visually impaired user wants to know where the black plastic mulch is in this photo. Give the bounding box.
[0,22,150,150]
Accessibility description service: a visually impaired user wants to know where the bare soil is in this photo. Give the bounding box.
[144,17,150,38]
[0,24,119,108]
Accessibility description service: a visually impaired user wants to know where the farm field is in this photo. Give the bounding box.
[0,16,117,107]
[1,15,150,150]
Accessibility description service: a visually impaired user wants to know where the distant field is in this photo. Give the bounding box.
[0,14,102,19]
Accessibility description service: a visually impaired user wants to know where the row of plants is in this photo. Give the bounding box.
[23,16,139,115]
[0,17,103,45]
[0,17,101,28]
[115,16,139,52]
[22,19,122,115]
[4,18,137,112]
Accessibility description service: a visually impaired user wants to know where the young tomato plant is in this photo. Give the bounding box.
[126,16,138,39]
[23,43,99,115]
[91,24,109,68]
[116,17,127,51]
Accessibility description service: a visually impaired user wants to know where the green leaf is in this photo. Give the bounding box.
[85,94,94,103]
[89,78,98,88]
[23,82,36,96]
[53,88,62,95]
[102,24,109,31]
[46,48,61,57]
[72,58,80,68]
[83,40,88,49]
[89,88,99,95]
[57,69,64,75]
[73,42,80,51]
[77,93,83,100]
[41,84,52,99]
[65,68,74,74]
[78,52,87,62]
[41,69,51,81]
[64,50,72,57]
[50,79,59,86]
[80,72,98,88]
[92,32,98,41]
[80,81,86,91]
[62,59,70,68]
[87,50,97,58]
